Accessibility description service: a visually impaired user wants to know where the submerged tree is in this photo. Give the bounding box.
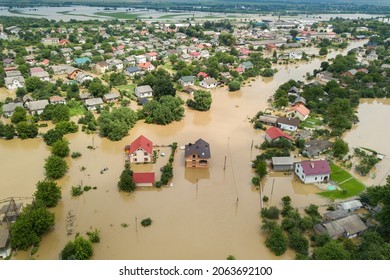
[117,164,136,192]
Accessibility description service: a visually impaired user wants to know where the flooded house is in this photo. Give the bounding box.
[133,172,155,187]
[0,229,10,259]
[264,127,293,142]
[277,116,300,132]
[271,157,294,171]
[314,214,367,239]
[2,102,23,117]
[294,159,331,184]
[184,138,211,168]
[286,104,310,121]
[125,135,153,164]
[135,85,153,99]
[303,139,333,158]
[84,97,103,111]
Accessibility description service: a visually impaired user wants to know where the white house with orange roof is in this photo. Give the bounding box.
[124,135,153,163]
[286,104,310,121]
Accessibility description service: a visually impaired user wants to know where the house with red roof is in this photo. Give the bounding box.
[138,62,155,72]
[124,135,153,163]
[59,39,70,46]
[146,52,158,61]
[294,159,331,184]
[286,104,310,121]
[197,72,208,78]
[133,172,155,187]
[265,127,293,142]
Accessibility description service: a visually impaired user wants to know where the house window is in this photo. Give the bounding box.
[134,158,137,162]
[144,152,148,156]
[315,177,317,180]
[192,155,196,158]
[144,158,148,162]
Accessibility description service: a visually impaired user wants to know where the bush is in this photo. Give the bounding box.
[34,180,62,208]
[60,236,93,260]
[51,139,70,158]
[118,165,136,192]
[86,229,100,243]
[71,186,83,196]
[44,155,68,180]
[43,129,64,146]
[141,218,152,227]
[228,80,241,91]
[252,176,260,186]
[261,206,280,219]
[71,152,82,158]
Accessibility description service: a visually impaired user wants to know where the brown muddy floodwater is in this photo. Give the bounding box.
[343,98,390,187]
[0,40,366,260]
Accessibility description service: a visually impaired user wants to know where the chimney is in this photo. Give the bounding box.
[310,162,314,169]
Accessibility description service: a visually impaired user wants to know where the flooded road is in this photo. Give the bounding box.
[0,40,367,260]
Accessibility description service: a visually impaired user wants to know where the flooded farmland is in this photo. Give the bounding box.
[0,40,368,260]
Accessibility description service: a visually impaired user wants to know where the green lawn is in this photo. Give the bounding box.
[68,100,87,117]
[319,164,366,199]
[94,12,142,20]
[301,116,323,128]
[116,84,136,94]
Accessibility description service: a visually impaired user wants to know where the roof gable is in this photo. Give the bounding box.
[129,135,153,154]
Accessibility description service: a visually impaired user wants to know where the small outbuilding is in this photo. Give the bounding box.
[133,172,155,187]
[272,157,294,171]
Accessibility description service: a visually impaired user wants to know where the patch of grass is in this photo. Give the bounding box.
[319,164,365,199]
[159,13,192,19]
[301,116,323,128]
[68,100,87,117]
[116,84,136,94]
[94,12,142,19]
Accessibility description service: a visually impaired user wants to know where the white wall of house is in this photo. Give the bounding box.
[295,163,330,184]
[278,123,297,132]
[6,80,24,90]
[130,149,152,163]
[286,111,307,121]
[200,81,217,89]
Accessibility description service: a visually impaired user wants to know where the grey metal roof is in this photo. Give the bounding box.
[259,115,278,124]
[135,85,153,95]
[323,209,350,221]
[272,157,294,166]
[338,200,363,211]
[85,98,103,106]
[2,102,23,113]
[185,139,211,159]
[315,214,367,238]
[104,92,120,100]
[28,100,49,111]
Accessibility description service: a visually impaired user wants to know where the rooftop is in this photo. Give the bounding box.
[299,159,331,176]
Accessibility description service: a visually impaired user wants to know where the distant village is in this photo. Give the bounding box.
[1,13,390,260]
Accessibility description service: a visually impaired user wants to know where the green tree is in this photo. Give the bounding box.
[25,76,44,92]
[88,78,109,97]
[265,225,288,256]
[141,96,184,125]
[117,164,136,192]
[60,236,93,260]
[219,32,236,46]
[0,123,16,139]
[255,160,268,179]
[34,180,62,207]
[153,78,176,100]
[16,121,38,139]
[11,106,27,124]
[10,201,55,250]
[288,229,309,255]
[97,107,138,141]
[290,29,299,38]
[319,47,328,56]
[313,240,351,260]
[44,155,68,180]
[55,121,78,135]
[333,138,349,158]
[51,139,70,158]
[43,129,64,146]
[41,104,70,123]
[186,90,212,111]
[261,206,280,219]
[228,80,241,91]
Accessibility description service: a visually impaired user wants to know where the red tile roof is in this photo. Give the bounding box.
[147,52,158,56]
[133,172,155,184]
[138,62,152,69]
[300,160,331,176]
[197,72,208,78]
[265,127,293,141]
[288,104,310,117]
[128,135,153,154]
